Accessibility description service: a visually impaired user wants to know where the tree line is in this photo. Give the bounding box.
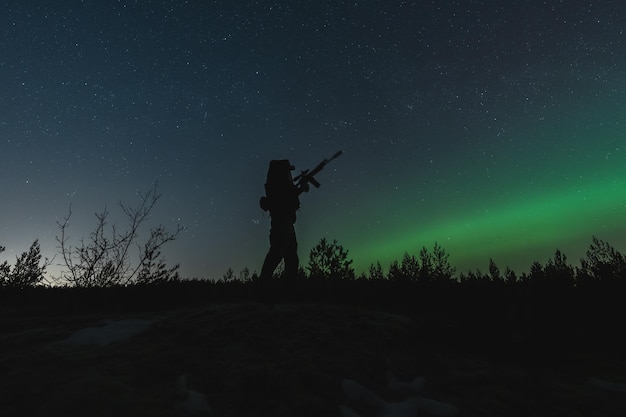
[2,229,624,289]
[1,183,624,288]
[222,235,626,287]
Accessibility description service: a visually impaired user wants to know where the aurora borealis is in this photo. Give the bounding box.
[1,1,625,280]
[314,100,626,275]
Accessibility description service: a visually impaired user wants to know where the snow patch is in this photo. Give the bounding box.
[342,378,385,408]
[588,377,626,393]
[387,372,426,394]
[415,397,459,417]
[341,374,459,417]
[379,398,419,417]
[64,319,156,347]
[176,374,214,416]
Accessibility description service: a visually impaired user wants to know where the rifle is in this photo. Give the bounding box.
[293,150,343,192]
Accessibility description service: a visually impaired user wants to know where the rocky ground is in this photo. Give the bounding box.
[2,297,625,417]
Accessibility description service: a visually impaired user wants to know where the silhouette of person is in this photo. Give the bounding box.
[259,159,308,280]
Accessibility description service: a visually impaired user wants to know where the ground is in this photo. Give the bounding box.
[2,294,625,416]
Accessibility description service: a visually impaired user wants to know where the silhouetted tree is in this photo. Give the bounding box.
[220,266,256,282]
[578,236,625,282]
[528,261,545,282]
[504,267,517,285]
[56,183,183,287]
[517,272,529,283]
[389,243,455,282]
[0,246,8,283]
[459,268,488,282]
[222,267,235,283]
[459,269,478,282]
[387,260,402,282]
[307,238,355,280]
[401,252,420,281]
[431,242,456,280]
[488,258,501,282]
[368,261,385,280]
[239,267,252,282]
[544,249,575,286]
[0,240,50,288]
[417,247,432,281]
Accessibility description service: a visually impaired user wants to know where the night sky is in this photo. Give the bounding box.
[2,1,625,281]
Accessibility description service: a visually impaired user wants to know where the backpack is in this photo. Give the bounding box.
[259,160,300,218]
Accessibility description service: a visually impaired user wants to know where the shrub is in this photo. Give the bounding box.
[307,238,355,280]
[0,240,50,288]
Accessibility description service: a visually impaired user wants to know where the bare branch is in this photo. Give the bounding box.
[54,182,183,287]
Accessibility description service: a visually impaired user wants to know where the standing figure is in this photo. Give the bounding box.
[259,159,307,280]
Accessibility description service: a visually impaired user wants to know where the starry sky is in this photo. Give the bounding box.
[2,1,625,281]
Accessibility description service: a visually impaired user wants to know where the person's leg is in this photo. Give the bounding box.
[259,249,282,280]
[260,222,288,280]
[284,224,299,279]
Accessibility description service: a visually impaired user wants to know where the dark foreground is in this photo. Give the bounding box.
[1,279,625,416]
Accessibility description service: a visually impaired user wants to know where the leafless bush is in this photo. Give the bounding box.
[56,183,183,287]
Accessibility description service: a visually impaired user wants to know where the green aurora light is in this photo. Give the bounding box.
[343,166,625,275]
